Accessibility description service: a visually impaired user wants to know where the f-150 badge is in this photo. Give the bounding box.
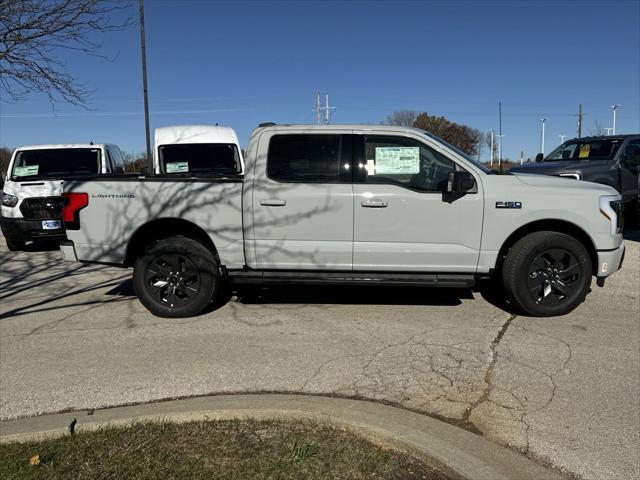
[496,201,522,209]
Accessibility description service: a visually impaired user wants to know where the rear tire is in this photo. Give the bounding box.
[6,239,25,251]
[502,231,592,317]
[133,236,220,318]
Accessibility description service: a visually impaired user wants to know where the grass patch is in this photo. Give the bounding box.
[0,418,454,479]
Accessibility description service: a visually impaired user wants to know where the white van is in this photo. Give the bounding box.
[153,125,244,176]
[1,143,124,251]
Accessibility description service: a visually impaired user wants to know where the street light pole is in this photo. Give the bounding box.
[489,128,494,166]
[540,118,546,155]
[609,105,621,135]
[138,0,152,172]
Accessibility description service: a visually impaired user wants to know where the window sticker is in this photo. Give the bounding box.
[166,161,189,173]
[374,147,420,174]
[366,159,376,175]
[579,144,591,158]
[14,165,39,177]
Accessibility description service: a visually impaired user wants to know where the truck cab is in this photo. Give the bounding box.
[153,125,244,176]
[1,143,125,251]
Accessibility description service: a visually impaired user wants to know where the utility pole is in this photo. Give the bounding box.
[324,94,333,124]
[577,103,583,138]
[313,92,335,125]
[498,101,503,174]
[315,92,321,124]
[489,128,494,166]
[610,105,621,135]
[520,149,524,165]
[559,134,566,144]
[539,118,547,154]
[138,0,152,172]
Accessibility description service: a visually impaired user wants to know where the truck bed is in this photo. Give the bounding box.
[63,175,245,268]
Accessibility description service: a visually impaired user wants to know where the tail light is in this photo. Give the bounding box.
[62,192,88,230]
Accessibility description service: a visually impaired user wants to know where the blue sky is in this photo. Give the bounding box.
[1,0,638,161]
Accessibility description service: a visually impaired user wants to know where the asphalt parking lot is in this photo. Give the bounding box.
[0,233,638,480]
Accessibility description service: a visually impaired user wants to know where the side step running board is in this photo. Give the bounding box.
[227,270,475,289]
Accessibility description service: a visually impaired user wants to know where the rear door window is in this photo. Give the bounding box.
[11,148,101,180]
[267,134,350,183]
[159,143,242,176]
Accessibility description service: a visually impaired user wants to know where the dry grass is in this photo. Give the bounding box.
[0,418,453,480]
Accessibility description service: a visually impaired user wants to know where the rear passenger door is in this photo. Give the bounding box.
[351,133,483,272]
[251,131,354,270]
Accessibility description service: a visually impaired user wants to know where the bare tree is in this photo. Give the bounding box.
[384,110,418,127]
[122,150,147,173]
[0,0,131,105]
[0,146,12,175]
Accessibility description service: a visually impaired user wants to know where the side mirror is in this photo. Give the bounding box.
[535,153,544,163]
[446,170,476,194]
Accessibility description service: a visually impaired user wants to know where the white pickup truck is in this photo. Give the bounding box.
[60,124,625,318]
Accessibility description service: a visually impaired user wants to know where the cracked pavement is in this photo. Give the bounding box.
[1,234,638,480]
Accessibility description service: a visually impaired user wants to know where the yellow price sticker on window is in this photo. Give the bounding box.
[579,144,590,158]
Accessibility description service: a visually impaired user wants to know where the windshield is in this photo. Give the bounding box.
[11,148,101,180]
[545,138,623,161]
[424,132,492,173]
[159,143,242,176]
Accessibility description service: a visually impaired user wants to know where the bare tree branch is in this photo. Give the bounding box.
[0,0,132,106]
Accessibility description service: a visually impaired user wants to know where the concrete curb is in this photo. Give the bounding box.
[0,394,564,480]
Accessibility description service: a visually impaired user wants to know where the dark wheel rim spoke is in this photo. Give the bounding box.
[527,247,582,306]
[144,253,201,308]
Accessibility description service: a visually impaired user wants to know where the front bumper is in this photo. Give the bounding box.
[596,242,625,277]
[0,216,66,242]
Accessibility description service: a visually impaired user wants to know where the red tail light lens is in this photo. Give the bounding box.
[62,192,88,230]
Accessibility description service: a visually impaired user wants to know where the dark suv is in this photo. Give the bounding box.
[511,135,640,215]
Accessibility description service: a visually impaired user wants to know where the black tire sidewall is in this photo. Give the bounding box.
[133,237,219,318]
[506,232,592,317]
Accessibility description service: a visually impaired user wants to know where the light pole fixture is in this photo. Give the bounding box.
[540,118,547,154]
[609,105,621,135]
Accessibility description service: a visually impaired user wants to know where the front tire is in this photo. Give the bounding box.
[133,236,220,318]
[502,231,592,317]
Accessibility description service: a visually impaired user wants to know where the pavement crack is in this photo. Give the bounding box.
[462,313,517,422]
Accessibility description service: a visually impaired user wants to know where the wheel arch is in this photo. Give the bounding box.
[495,219,598,274]
[125,217,218,267]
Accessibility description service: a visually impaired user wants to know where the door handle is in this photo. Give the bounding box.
[361,200,388,208]
[260,199,286,207]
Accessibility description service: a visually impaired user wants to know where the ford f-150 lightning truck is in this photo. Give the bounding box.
[60,124,626,318]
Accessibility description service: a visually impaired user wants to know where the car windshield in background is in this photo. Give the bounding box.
[11,148,100,180]
[423,132,492,173]
[545,138,623,161]
[160,143,242,176]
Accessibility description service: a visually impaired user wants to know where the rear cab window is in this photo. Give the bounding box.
[11,148,101,180]
[159,143,242,176]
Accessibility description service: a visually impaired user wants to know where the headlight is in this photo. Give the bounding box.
[558,172,582,180]
[599,195,624,234]
[1,192,18,207]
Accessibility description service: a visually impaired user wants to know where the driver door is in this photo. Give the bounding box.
[352,133,483,272]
